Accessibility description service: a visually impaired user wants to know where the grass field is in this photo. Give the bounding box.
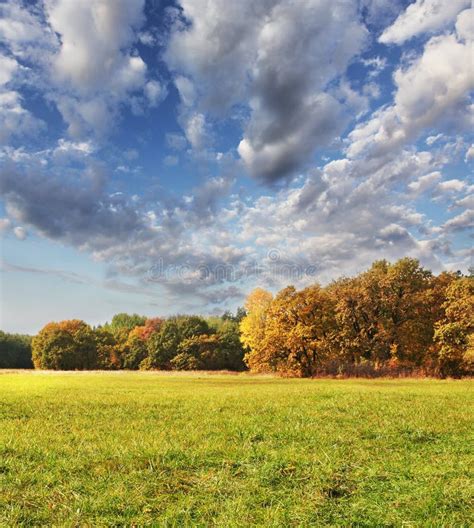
[0,372,472,527]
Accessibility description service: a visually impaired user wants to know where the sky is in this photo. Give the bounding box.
[0,0,473,334]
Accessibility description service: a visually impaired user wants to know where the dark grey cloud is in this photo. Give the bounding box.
[0,162,148,250]
[166,0,368,183]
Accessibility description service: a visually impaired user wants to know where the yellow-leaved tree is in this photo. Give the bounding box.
[434,276,474,377]
[240,288,273,372]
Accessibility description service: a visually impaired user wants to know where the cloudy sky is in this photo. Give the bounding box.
[0,0,472,333]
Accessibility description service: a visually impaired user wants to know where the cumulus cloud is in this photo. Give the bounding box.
[348,23,474,160]
[379,0,470,44]
[438,179,466,193]
[144,80,167,107]
[166,0,368,182]
[0,133,464,307]
[408,171,441,195]
[456,8,474,41]
[442,209,474,232]
[0,91,45,144]
[0,53,45,144]
[45,0,148,135]
[0,0,472,314]
[0,0,159,138]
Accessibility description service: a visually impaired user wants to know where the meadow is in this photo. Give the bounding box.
[0,371,472,527]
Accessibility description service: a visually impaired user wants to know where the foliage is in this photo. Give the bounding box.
[32,320,97,370]
[144,318,182,370]
[261,285,336,376]
[434,277,474,377]
[240,258,473,377]
[106,313,147,335]
[0,332,33,368]
[240,288,273,371]
[122,333,149,370]
[170,351,203,370]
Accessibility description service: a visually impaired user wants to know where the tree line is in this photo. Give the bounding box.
[0,332,33,368]
[1,258,472,377]
[30,312,246,372]
[241,258,473,378]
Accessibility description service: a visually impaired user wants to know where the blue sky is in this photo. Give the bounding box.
[0,0,473,334]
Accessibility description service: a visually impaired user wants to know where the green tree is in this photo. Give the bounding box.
[143,319,181,369]
[0,332,33,369]
[94,328,120,369]
[106,313,146,335]
[122,333,148,370]
[177,315,211,339]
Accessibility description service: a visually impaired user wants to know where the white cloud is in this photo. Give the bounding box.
[408,171,441,195]
[442,209,474,232]
[0,54,17,86]
[0,0,154,138]
[426,133,444,146]
[55,139,95,155]
[455,8,474,41]
[438,179,466,193]
[465,145,474,162]
[0,91,45,144]
[348,27,474,160]
[0,217,11,233]
[13,226,27,240]
[183,112,209,150]
[361,56,387,78]
[46,0,145,94]
[144,80,167,107]
[454,194,474,210]
[379,0,470,44]
[0,2,46,45]
[0,53,44,144]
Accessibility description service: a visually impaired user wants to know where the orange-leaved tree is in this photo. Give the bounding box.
[32,320,97,370]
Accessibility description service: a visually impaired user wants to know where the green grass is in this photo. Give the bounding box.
[0,372,472,527]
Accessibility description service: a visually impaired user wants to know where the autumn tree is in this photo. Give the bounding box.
[240,288,273,372]
[328,259,435,368]
[132,317,163,340]
[434,276,474,377]
[259,285,336,376]
[32,320,97,370]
